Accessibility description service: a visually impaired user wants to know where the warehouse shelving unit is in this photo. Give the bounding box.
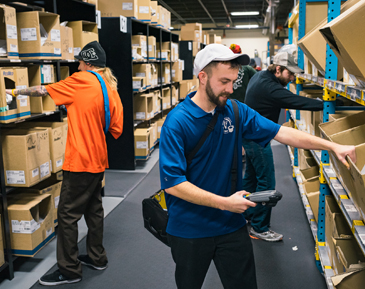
[0,0,96,280]
[99,17,179,169]
[285,0,365,288]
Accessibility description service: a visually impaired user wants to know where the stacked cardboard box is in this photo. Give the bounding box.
[98,0,138,18]
[133,64,152,88]
[66,21,98,56]
[134,128,150,159]
[134,93,154,120]
[162,87,171,110]
[138,0,151,23]
[156,116,166,140]
[302,178,320,222]
[2,128,51,187]
[181,23,202,42]
[150,1,158,25]
[0,67,31,123]
[148,36,156,60]
[0,5,19,59]
[172,60,183,82]
[298,149,316,170]
[171,85,178,106]
[152,90,160,115]
[132,35,147,60]
[17,11,62,59]
[60,25,74,60]
[7,192,55,256]
[179,79,192,99]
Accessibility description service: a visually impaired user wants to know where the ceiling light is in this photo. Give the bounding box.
[235,24,259,29]
[169,27,174,30]
[231,11,259,16]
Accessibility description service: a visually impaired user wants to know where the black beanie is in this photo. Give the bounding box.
[75,41,106,67]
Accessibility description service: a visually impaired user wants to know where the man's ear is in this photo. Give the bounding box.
[199,71,208,85]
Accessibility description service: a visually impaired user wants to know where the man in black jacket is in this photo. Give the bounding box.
[243,51,323,242]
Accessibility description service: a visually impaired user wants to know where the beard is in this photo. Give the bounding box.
[206,78,229,107]
[277,75,290,86]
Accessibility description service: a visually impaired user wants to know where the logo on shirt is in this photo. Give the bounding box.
[80,48,99,61]
[222,117,234,134]
[233,67,244,90]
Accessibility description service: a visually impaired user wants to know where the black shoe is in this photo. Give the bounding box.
[39,269,81,286]
[78,255,108,270]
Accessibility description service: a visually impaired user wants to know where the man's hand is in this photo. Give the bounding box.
[5,89,14,96]
[332,143,356,169]
[221,190,256,213]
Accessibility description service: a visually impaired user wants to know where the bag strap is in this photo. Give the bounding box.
[186,110,220,166]
[230,99,239,195]
[87,70,111,134]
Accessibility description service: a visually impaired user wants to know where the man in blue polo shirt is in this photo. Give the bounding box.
[159,44,356,289]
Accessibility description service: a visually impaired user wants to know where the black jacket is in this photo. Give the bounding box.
[244,70,323,123]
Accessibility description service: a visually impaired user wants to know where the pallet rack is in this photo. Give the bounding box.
[0,0,97,280]
[287,0,365,287]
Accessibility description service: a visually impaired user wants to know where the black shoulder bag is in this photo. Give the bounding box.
[142,100,240,246]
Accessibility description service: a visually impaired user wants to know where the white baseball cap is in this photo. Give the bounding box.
[273,51,303,73]
[193,44,250,76]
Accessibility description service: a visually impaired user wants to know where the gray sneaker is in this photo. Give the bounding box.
[249,227,283,242]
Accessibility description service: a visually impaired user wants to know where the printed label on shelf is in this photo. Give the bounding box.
[55,195,60,208]
[139,6,149,14]
[359,234,365,245]
[133,80,142,89]
[74,47,81,56]
[21,28,37,41]
[51,29,61,42]
[46,228,52,238]
[188,42,192,51]
[11,219,40,234]
[96,10,101,29]
[324,168,336,178]
[136,141,148,149]
[40,161,50,179]
[7,24,17,39]
[6,170,25,184]
[332,183,343,190]
[136,72,146,77]
[10,44,17,52]
[297,175,303,184]
[345,204,357,213]
[56,159,63,168]
[32,168,39,178]
[136,112,146,119]
[54,47,61,55]
[123,2,133,10]
[120,15,127,33]
[17,95,28,107]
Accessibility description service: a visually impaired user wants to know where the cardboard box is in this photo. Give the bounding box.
[171,42,179,61]
[156,116,165,140]
[298,149,316,169]
[162,87,170,110]
[332,265,365,288]
[181,23,202,42]
[7,193,54,256]
[60,25,74,60]
[156,63,170,84]
[18,122,67,173]
[138,0,151,22]
[192,41,199,57]
[0,5,19,59]
[303,179,320,222]
[172,60,183,82]
[149,122,157,147]
[54,66,70,81]
[133,63,151,88]
[132,76,146,91]
[134,128,150,159]
[325,196,353,274]
[150,1,158,25]
[157,5,164,28]
[150,63,158,87]
[148,36,156,60]
[171,85,178,106]
[28,65,56,113]
[179,79,192,99]
[157,50,170,61]
[66,21,98,57]
[0,67,31,123]
[99,0,138,18]
[17,11,61,59]
[298,0,360,76]
[134,93,153,120]
[300,166,319,183]
[2,128,51,187]
[132,35,147,60]
[21,178,62,226]
[320,0,365,87]
[336,237,365,273]
[152,90,160,115]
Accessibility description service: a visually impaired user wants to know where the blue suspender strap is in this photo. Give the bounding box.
[87,70,111,134]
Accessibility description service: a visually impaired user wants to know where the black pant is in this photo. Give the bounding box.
[168,226,257,289]
[57,171,107,279]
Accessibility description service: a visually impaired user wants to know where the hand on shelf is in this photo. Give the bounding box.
[331,143,356,170]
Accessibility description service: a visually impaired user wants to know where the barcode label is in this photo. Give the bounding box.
[345,205,357,213]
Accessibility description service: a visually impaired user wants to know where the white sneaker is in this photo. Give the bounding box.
[250,227,283,242]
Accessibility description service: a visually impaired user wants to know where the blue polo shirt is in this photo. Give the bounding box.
[159,91,280,238]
